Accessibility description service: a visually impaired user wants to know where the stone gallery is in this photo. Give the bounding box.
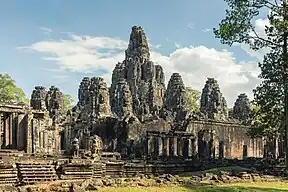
[0,26,265,186]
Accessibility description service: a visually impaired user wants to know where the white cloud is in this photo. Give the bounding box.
[202,28,212,33]
[19,31,261,107]
[174,42,181,49]
[187,23,194,29]
[238,18,270,60]
[40,27,53,35]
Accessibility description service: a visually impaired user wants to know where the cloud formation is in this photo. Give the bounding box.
[19,29,261,107]
[237,18,270,60]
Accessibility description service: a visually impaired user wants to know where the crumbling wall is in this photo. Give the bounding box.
[186,120,263,159]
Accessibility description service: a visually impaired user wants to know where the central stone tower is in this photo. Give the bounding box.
[110,26,165,121]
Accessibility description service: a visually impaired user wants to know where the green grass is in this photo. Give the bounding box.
[95,182,288,192]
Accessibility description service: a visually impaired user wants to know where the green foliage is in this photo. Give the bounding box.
[250,49,284,139]
[214,0,282,50]
[214,0,288,139]
[185,87,201,113]
[0,73,29,104]
[62,94,74,113]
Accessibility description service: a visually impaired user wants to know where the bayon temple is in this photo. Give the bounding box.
[0,26,271,185]
[0,26,264,159]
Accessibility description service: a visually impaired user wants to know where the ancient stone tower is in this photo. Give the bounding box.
[165,73,187,113]
[232,93,251,122]
[30,86,47,110]
[77,77,112,120]
[200,78,228,121]
[110,26,165,121]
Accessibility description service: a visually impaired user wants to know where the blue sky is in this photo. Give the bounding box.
[0,0,266,106]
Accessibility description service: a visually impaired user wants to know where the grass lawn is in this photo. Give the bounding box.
[95,182,288,192]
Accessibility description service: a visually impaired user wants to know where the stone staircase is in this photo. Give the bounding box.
[0,164,18,185]
[105,161,124,178]
[59,163,93,180]
[124,163,153,177]
[92,163,105,178]
[17,162,57,185]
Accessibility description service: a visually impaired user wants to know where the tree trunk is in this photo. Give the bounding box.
[283,0,288,168]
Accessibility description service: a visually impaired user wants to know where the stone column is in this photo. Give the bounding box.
[243,144,248,159]
[17,114,25,151]
[0,112,2,149]
[188,137,193,157]
[209,130,215,160]
[4,113,9,148]
[169,137,173,156]
[9,113,13,146]
[219,140,224,159]
[273,138,279,158]
[198,131,205,160]
[163,136,169,156]
[148,135,154,158]
[173,136,178,156]
[26,112,33,154]
[192,138,197,157]
[158,136,163,157]
[177,138,183,157]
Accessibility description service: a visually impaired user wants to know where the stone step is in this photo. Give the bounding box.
[0,171,18,174]
[20,173,57,177]
[18,165,54,169]
[60,175,92,180]
[19,168,55,172]
[0,180,17,185]
[63,171,92,175]
[0,177,18,181]
[0,174,17,178]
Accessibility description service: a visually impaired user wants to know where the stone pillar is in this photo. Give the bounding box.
[188,137,193,157]
[209,131,215,160]
[198,131,205,160]
[173,136,178,156]
[9,113,13,146]
[154,136,159,157]
[273,138,279,158]
[219,141,224,159]
[148,135,154,158]
[0,112,2,149]
[192,138,197,157]
[183,137,189,158]
[163,136,169,156]
[243,144,248,159]
[17,114,25,151]
[169,137,173,156]
[158,136,163,157]
[177,138,181,156]
[26,112,33,154]
[3,114,9,148]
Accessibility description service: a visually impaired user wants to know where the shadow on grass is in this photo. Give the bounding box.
[183,184,288,192]
[179,166,252,177]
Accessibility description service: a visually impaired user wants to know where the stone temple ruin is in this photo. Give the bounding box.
[0,26,266,186]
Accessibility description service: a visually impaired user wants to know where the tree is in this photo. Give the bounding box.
[185,87,201,112]
[62,94,74,113]
[214,0,288,164]
[0,73,29,104]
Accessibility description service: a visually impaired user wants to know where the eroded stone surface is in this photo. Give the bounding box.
[200,78,228,121]
[30,86,47,110]
[110,26,165,121]
[165,73,187,114]
[45,86,64,122]
[110,78,133,119]
[231,93,252,122]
